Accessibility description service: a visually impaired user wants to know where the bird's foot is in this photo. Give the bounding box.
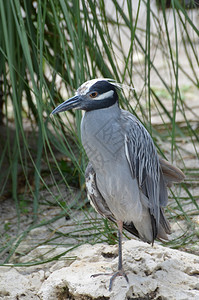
[91,269,129,291]
[109,269,129,291]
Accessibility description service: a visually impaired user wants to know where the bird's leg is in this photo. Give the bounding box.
[91,220,129,291]
[117,220,124,270]
[109,220,129,291]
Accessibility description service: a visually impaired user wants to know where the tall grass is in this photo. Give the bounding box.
[0,0,198,264]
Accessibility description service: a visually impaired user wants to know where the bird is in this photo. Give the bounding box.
[51,78,185,291]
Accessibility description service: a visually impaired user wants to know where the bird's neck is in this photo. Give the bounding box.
[81,103,122,171]
[83,102,120,122]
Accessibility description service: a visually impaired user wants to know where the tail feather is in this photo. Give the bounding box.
[157,208,171,241]
[159,158,185,187]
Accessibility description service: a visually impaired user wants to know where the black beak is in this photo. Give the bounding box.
[51,95,81,114]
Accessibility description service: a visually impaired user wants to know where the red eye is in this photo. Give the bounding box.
[90,92,98,98]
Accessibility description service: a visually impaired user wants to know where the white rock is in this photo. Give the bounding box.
[0,267,43,299]
[1,240,199,300]
[38,240,199,300]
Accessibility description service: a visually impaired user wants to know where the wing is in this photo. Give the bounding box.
[85,162,115,221]
[121,111,168,228]
[85,162,140,238]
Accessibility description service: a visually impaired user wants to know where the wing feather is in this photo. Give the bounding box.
[121,111,168,226]
[85,162,114,221]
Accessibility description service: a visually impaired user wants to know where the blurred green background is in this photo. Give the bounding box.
[0,0,198,265]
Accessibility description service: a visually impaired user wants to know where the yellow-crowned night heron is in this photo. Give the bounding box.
[52,79,185,291]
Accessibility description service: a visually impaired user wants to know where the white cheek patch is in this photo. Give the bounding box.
[95,90,114,100]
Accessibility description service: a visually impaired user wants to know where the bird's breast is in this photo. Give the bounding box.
[81,109,124,171]
[96,162,143,223]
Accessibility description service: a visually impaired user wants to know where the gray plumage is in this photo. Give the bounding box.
[52,78,185,290]
[82,102,184,243]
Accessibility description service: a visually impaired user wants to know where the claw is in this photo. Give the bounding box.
[109,270,129,291]
[91,269,129,291]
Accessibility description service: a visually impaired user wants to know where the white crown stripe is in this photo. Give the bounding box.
[77,78,135,96]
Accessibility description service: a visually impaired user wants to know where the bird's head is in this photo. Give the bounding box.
[51,79,119,114]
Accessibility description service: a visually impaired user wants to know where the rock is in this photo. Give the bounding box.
[38,240,199,300]
[1,240,199,299]
[0,267,44,299]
